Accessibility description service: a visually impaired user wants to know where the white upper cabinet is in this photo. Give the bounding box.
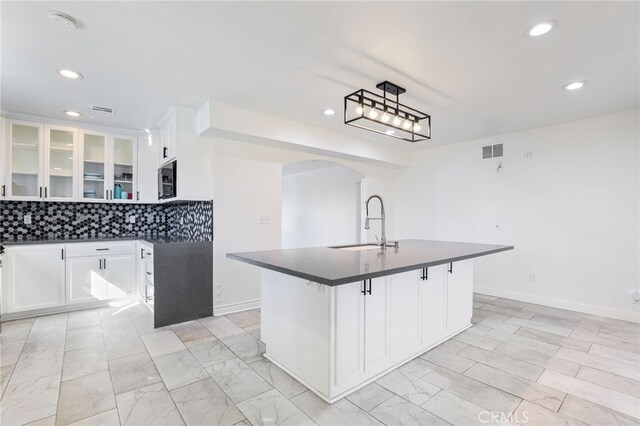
[0,116,6,198]
[7,119,43,200]
[110,134,137,202]
[79,130,109,201]
[136,133,159,203]
[45,125,78,201]
[159,112,177,163]
[79,131,137,202]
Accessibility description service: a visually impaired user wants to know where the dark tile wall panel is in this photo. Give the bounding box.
[0,200,213,242]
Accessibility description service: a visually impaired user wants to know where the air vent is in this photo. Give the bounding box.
[482,143,504,159]
[482,146,493,159]
[91,105,114,114]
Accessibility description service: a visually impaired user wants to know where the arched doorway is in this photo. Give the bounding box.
[282,160,364,249]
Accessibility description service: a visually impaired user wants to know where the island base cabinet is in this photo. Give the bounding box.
[2,245,66,313]
[260,261,474,404]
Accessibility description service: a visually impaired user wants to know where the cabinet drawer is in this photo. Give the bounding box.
[66,242,136,258]
[144,259,154,286]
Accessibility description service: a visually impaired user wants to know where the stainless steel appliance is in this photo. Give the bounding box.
[158,160,177,200]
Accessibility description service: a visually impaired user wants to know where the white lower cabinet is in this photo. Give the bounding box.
[421,265,448,346]
[103,254,135,298]
[3,245,66,313]
[261,260,474,403]
[66,255,106,303]
[4,242,137,315]
[446,259,474,332]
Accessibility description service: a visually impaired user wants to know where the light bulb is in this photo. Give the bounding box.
[368,107,378,119]
[413,122,421,132]
[402,119,412,130]
[381,112,390,123]
[355,104,364,115]
[393,116,402,126]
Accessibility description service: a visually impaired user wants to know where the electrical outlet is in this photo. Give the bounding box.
[259,216,271,225]
[529,273,536,282]
[23,214,31,225]
[129,215,136,224]
[524,151,534,159]
[631,291,640,304]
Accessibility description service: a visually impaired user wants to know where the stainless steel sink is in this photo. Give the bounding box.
[330,244,381,251]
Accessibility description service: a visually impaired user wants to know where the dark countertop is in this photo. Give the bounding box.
[1,235,210,246]
[227,239,514,286]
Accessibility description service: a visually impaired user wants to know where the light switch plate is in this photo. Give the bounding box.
[259,216,271,225]
[23,214,31,225]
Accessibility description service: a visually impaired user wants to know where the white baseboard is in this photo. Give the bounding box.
[475,287,640,323]
[214,299,261,316]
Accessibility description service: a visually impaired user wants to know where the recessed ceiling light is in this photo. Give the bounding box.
[64,110,82,117]
[58,69,83,79]
[385,129,396,135]
[48,11,78,29]
[563,81,587,91]
[526,21,555,37]
[323,108,335,116]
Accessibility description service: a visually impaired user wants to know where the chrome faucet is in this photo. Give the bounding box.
[364,194,387,247]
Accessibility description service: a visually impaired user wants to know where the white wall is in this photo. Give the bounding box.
[213,138,399,314]
[282,164,363,249]
[394,109,640,321]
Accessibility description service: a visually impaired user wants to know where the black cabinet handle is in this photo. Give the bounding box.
[99,259,102,270]
[448,263,453,274]
[140,248,144,259]
[96,248,109,251]
[367,279,372,295]
[39,186,42,198]
[137,191,139,201]
[44,187,47,198]
[104,259,107,269]
[163,147,168,158]
[361,280,366,295]
[146,272,152,276]
[1,184,5,197]
[61,248,64,260]
[105,189,108,200]
[420,267,428,281]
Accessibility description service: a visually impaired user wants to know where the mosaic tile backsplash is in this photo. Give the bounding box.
[0,201,213,242]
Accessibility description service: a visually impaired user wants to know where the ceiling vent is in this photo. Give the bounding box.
[91,105,114,114]
[482,143,503,159]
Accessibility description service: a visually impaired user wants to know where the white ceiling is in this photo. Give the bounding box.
[2,1,638,151]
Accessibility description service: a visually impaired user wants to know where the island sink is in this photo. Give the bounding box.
[228,239,513,403]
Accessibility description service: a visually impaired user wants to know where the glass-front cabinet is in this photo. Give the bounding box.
[79,131,136,202]
[45,125,77,200]
[5,119,138,203]
[80,131,108,201]
[8,120,43,200]
[111,135,136,202]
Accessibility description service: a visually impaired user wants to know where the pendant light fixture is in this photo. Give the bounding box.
[344,81,431,142]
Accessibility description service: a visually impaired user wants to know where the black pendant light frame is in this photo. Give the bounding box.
[344,81,431,143]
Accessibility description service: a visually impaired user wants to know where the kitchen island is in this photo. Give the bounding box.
[228,239,513,403]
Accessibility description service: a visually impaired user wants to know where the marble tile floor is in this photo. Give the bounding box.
[1,294,638,426]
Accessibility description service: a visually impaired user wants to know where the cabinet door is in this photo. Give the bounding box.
[446,260,474,332]
[7,120,43,200]
[1,116,6,199]
[388,271,422,360]
[79,131,108,201]
[45,125,77,201]
[333,281,365,388]
[422,265,447,347]
[66,256,107,303]
[110,134,137,203]
[136,133,159,202]
[103,253,135,298]
[5,245,65,312]
[364,277,390,373]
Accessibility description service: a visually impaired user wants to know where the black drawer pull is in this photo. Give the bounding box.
[96,248,109,251]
